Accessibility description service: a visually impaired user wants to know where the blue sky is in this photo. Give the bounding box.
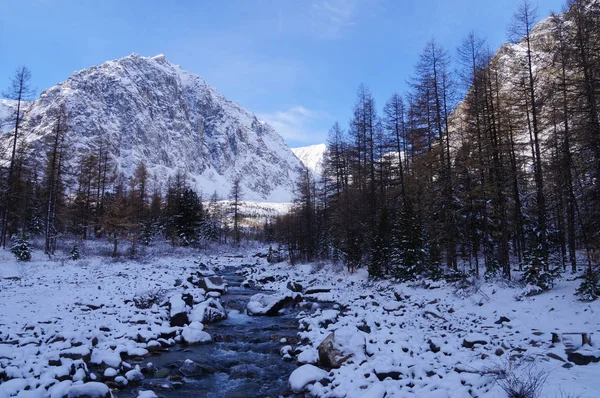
[1,0,565,148]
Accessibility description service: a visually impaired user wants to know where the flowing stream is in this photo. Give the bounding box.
[118,265,302,398]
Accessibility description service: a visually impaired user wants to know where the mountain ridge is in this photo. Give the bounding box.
[1,53,302,202]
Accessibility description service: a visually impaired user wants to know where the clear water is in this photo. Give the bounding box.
[116,266,302,398]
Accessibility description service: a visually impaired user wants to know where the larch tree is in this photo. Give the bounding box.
[509,0,549,269]
[44,104,68,256]
[1,66,35,248]
[230,176,243,245]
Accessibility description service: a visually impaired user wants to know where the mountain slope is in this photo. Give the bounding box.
[291,143,327,175]
[449,13,558,151]
[4,54,302,202]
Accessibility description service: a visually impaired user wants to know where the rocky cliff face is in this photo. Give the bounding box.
[5,54,302,202]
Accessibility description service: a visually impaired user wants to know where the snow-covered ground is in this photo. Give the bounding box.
[246,261,600,398]
[2,245,599,398]
[0,244,248,398]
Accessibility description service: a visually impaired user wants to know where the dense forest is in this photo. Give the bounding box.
[274,0,600,299]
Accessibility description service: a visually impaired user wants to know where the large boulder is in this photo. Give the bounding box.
[189,298,227,323]
[168,294,190,327]
[317,326,366,369]
[246,293,301,316]
[198,277,228,294]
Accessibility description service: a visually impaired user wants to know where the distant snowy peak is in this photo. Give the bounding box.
[6,53,303,202]
[291,144,327,176]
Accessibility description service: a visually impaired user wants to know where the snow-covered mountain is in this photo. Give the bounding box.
[291,143,327,176]
[0,100,19,134]
[2,54,302,202]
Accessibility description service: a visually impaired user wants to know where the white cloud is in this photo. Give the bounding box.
[311,0,359,39]
[310,0,383,39]
[258,106,331,145]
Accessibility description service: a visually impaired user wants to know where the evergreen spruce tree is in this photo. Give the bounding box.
[10,236,32,262]
[175,188,203,246]
[391,204,425,281]
[368,207,392,279]
[575,267,600,302]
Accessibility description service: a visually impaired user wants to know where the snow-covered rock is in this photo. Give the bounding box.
[114,376,128,387]
[567,346,600,366]
[361,383,386,398]
[189,298,227,323]
[137,391,159,398]
[179,359,202,376]
[288,364,328,393]
[297,348,319,364]
[49,380,73,398]
[198,276,228,294]
[286,280,303,293]
[168,294,190,327]
[317,326,366,369]
[2,54,302,202]
[246,292,301,316]
[125,367,144,382]
[181,323,212,345]
[102,368,117,379]
[462,333,489,349]
[66,382,112,398]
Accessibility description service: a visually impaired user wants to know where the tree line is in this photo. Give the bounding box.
[274,0,600,298]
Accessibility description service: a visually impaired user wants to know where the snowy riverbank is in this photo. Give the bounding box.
[246,260,600,397]
[0,246,257,398]
[2,245,599,398]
